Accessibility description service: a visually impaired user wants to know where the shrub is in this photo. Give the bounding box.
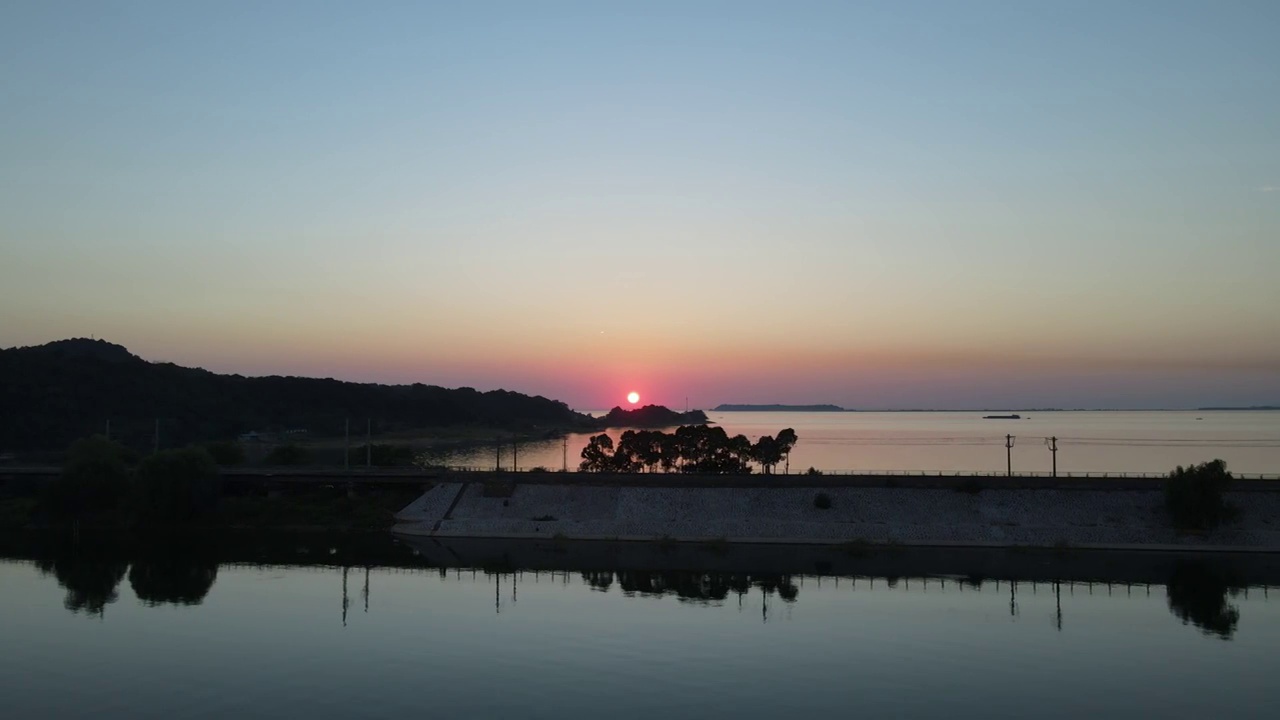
[264,444,310,466]
[1164,459,1234,530]
[838,539,871,557]
[134,447,221,524]
[805,467,823,476]
[347,444,415,467]
[814,492,832,510]
[203,440,245,466]
[702,537,730,554]
[50,436,132,518]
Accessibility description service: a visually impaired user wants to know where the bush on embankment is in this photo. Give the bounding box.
[346,443,417,467]
[134,447,222,525]
[17,436,417,531]
[1164,459,1235,531]
[47,436,134,521]
[40,438,221,527]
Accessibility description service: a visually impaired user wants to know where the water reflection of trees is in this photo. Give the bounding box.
[599,571,800,605]
[1166,561,1242,640]
[129,541,218,607]
[36,549,130,616]
[29,536,218,615]
[14,537,1265,639]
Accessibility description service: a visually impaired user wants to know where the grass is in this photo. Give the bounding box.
[701,537,730,554]
[0,483,424,533]
[0,497,39,529]
[531,514,557,522]
[481,482,515,498]
[654,534,679,552]
[207,488,421,531]
[836,538,871,557]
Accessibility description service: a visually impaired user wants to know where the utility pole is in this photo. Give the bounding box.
[1047,436,1058,478]
[495,439,501,471]
[1005,434,1015,477]
[562,436,568,472]
[512,436,518,472]
[365,418,371,469]
[344,418,350,471]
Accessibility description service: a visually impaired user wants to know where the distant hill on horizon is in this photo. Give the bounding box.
[713,404,848,412]
[0,338,596,453]
[596,405,710,428]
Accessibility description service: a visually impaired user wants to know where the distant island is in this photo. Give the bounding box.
[713,404,848,412]
[595,405,709,428]
[1196,406,1280,411]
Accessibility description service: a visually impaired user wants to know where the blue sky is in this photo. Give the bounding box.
[2,1,1277,408]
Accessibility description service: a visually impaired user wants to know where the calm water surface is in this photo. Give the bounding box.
[440,410,1280,475]
[3,536,1279,719]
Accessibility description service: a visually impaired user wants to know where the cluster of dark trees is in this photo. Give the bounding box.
[0,338,595,454]
[579,425,798,474]
[1164,459,1235,530]
[49,436,222,527]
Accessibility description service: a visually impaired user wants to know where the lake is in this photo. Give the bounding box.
[3,534,1279,719]
[436,410,1280,475]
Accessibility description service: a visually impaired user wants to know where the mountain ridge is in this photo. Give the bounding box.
[0,338,596,453]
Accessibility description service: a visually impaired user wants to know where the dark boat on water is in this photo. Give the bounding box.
[983,414,1021,419]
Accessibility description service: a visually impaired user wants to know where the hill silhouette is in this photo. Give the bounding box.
[597,405,710,428]
[0,339,596,453]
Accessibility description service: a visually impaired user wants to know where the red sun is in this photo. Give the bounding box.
[626,391,640,404]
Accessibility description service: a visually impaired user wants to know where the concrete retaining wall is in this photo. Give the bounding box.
[393,483,1280,550]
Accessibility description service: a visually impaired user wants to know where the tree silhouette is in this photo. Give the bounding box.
[752,435,783,474]
[776,428,798,474]
[51,436,132,520]
[577,425,797,474]
[1165,459,1234,530]
[579,434,615,472]
[134,447,221,525]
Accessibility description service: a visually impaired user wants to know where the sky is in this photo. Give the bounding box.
[2,0,1278,410]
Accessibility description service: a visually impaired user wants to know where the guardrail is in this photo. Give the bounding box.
[432,466,1280,481]
[5,464,1278,482]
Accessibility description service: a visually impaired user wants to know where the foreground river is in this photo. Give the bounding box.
[2,534,1278,719]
